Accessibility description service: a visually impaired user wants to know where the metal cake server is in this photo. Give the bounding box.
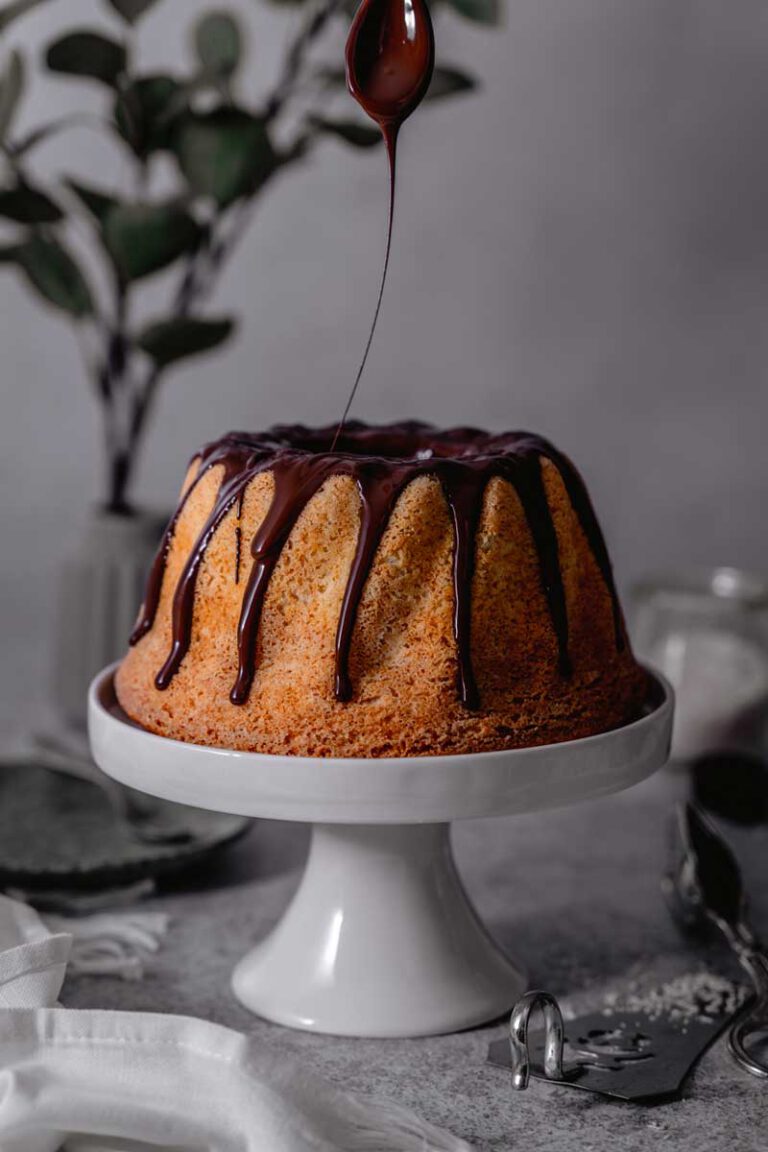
[487,982,742,1103]
[665,801,768,1078]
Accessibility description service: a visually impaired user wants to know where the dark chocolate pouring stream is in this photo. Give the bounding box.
[331,0,435,448]
[130,424,625,709]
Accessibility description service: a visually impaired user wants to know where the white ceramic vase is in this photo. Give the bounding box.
[52,510,163,729]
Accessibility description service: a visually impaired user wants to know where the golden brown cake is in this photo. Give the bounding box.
[116,422,648,757]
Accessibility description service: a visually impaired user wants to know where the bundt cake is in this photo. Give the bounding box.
[115,422,648,757]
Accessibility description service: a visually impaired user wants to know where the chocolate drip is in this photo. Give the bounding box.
[332,0,435,444]
[132,422,625,710]
[438,464,485,709]
[335,463,411,701]
[231,456,338,705]
[510,456,571,676]
[130,526,172,646]
[155,468,253,691]
[130,442,257,647]
[234,490,245,585]
[234,524,242,585]
[542,446,625,650]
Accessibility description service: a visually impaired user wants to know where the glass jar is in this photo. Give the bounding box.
[631,568,768,764]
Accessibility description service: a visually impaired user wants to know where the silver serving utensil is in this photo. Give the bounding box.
[488,980,741,1102]
[665,802,768,1078]
[506,991,573,1089]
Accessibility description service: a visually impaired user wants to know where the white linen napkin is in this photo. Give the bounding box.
[0,895,470,1152]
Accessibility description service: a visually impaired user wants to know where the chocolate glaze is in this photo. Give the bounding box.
[130,422,625,710]
[234,490,244,585]
[346,0,435,135]
[332,0,435,446]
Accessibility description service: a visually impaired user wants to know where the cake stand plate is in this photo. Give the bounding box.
[89,668,672,1038]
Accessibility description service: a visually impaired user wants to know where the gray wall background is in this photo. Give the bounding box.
[1,0,767,734]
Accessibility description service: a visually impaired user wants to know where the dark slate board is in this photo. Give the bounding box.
[0,759,251,890]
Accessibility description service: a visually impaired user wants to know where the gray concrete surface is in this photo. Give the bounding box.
[61,773,768,1151]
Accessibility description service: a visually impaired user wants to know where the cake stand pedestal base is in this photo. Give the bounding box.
[232,822,523,1036]
[89,666,672,1038]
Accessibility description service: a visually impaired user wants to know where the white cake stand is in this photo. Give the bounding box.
[88,666,672,1038]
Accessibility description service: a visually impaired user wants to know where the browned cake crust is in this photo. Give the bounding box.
[116,424,647,757]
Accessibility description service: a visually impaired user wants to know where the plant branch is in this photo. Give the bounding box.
[31,0,348,513]
[265,0,346,124]
[5,113,111,159]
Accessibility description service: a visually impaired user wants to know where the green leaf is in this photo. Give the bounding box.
[172,107,276,207]
[102,201,200,281]
[194,11,242,78]
[0,180,62,223]
[138,315,235,367]
[114,74,184,157]
[16,233,93,316]
[45,31,127,87]
[443,0,500,25]
[426,65,476,101]
[309,116,381,148]
[0,49,23,140]
[0,0,52,34]
[104,0,160,23]
[65,177,118,223]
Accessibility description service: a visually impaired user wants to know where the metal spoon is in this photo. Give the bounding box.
[664,802,768,1078]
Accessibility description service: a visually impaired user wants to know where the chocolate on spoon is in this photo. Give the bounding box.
[332,0,435,447]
